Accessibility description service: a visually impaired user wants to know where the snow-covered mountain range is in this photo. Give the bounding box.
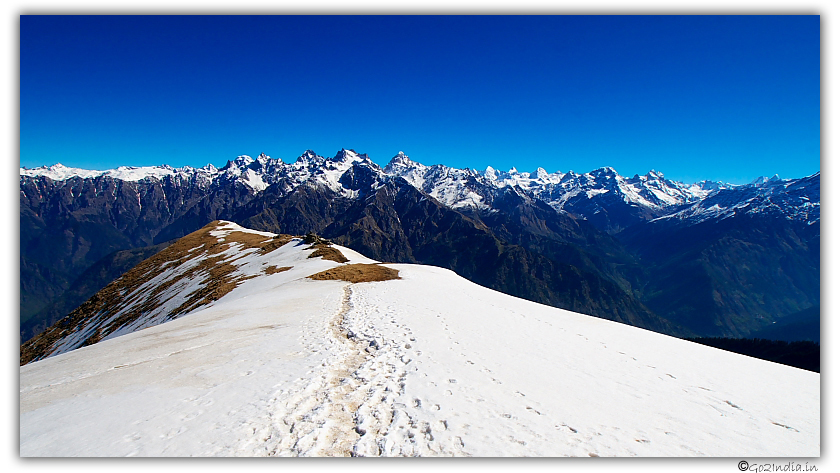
[20,149,820,344]
[20,221,820,457]
[20,149,818,232]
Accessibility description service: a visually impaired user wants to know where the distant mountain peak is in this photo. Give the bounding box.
[530,167,549,180]
[332,148,359,162]
[592,166,618,176]
[20,149,816,232]
[750,174,782,186]
[385,151,419,172]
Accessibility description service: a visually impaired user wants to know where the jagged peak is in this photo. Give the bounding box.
[220,155,254,172]
[331,148,360,162]
[22,163,68,172]
[591,166,618,175]
[386,151,416,168]
[530,167,549,180]
[694,180,728,191]
[295,150,324,165]
[750,174,783,185]
[483,166,498,180]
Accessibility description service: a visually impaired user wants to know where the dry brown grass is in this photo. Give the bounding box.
[263,265,293,275]
[308,245,350,263]
[308,264,400,283]
[258,235,296,255]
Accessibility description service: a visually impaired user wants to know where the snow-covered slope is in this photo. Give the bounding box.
[384,151,503,209]
[20,149,385,198]
[19,222,819,457]
[651,172,820,226]
[21,162,221,184]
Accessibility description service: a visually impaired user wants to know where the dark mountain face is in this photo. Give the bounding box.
[20,242,173,343]
[617,172,820,338]
[20,153,819,342]
[19,172,259,326]
[750,305,820,343]
[235,178,680,335]
[619,212,819,337]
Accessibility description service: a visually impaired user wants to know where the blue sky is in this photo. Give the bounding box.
[20,15,819,184]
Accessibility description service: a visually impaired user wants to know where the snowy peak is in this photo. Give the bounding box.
[384,152,430,187]
[386,157,493,209]
[592,166,619,178]
[331,148,356,162]
[20,163,105,181]
[384,151,419,173]
[653,172,820,226]
[693,180,732,192]
[530,167,549,180]
[19,162,217,183]
[217,154,285,192]
[233,155,255,167]
[331,148,374,165]
[20,220,378,365]
[524,165,708,223]
[296,149,321,163]
[750,174,782,186]
[20,151,819,231]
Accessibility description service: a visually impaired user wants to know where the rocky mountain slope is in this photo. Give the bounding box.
[20,150,819,340]
[19,221,820,457]
[19,241,173,343]
[618,173,820,336]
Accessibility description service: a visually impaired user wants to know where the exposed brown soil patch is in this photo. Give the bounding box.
[263,265,293,275]
[20,221,291,365]
[308,264,400,283]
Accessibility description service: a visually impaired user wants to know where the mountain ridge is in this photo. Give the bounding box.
[20,149,819,341]
[19,219,820,457]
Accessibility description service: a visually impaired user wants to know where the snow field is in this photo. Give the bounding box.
[340,265,819,457]
[20,229,819,456]
[20,277,345,456]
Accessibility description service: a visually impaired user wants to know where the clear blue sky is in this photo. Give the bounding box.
[20,15,819,184]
